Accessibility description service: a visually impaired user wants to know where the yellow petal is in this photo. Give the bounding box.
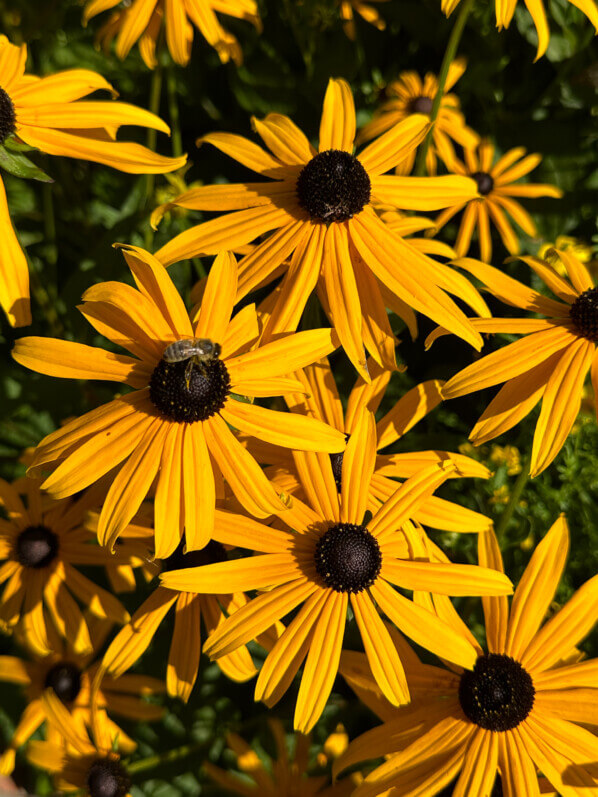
[319,78,356,153]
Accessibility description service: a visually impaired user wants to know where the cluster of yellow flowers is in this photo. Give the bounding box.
[1,0,598,795]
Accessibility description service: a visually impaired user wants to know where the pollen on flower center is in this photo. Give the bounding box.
[161,539,228,572]
[0,86,16,145]
[315,522,381,593]
[471,171,494,196]
[296,149,371,224]
[149,347,230,423]
[87,757,131,797]
[570,287,598,340]
[15,525,59,569]
[409,96,433,115]
[458,653,535,732]
[44,661,82,704]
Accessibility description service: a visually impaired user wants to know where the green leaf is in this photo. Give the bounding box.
[3,136,36,153]
[0,144,53,182]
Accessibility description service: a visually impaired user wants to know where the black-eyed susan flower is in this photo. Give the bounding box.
[205,718,358,796]
[162,409,512,733]
[434,139,562,263]
[0,619,164,775]
[336,517,598,796]
[438,250,598,476]
[442,0,598,60]
[357,60,479,175]
[83,0,261,68]
[13,247,345,556]
[0,34,185,327]
[100,530,280,702]
[0,476,130,657]
[152,78,485,378]
[27,690,134,797]
[339,0,387,40]
[245,356,493,536]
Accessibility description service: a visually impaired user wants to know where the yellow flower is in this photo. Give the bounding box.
[0,619,164,775]
[27,690,134,796]
[442,0,598,60]
[489,484,510,505]
[357,60,479,175]
[244,355,493,535]
[339,0,388,40]
[12,247,345,556]
[162,409,512,733]
[489,445,522,475]
[336,518,598,796]
[539,236,594,275]
[0,34,185,327]
[206,718,357,796]
[152,78,485,379]
[100,532,281,702]
[434,139,562,262]
[438,249,598,476]
[0,476,130,658]
[83,0,261,68]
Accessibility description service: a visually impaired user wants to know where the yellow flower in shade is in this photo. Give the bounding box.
[151,78,486,379]
[83,0,261,68]
[244,356,493,536]
[0,35,185,328]
[0,619,164,775]
[442,0,598,60]
[162,409,512,733]
[357,60,479,175]
[438,250,598,476]
[12,247,345,557]
[0,476,130,658]
[339,0,388,40]
[100,532,281,702]
[434,139,562,263]
[27,690,134,797]
[336,518,598,796]
[205,719,358,796]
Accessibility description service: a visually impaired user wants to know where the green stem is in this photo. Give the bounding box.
[495,457,531,540]
[166,67,183,159]
[29,264,63,337]
[144,61,163,248]
[414,0,475,176]
[127,742,206,777]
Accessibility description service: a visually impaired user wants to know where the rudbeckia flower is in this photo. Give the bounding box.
[357,60,479,175]
[12,247,345,556]
[339,0,388,40]
[0,620,164,775]
[152,78,485,378]
[100,534,280,702]
[336,518,598,796]
[244,356,492,535]
[162,410,512,733]
[0,34,185,327]
[0,476,130,658]
[206,719,358,796]
[27,690,134,797]
[434,139,562,262]
[83,0,261,68]
[438,251,598,476]
[442,0,598,60]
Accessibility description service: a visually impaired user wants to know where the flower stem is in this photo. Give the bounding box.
[166,67,183,159]
[414,0,475,176]
[144,59,163,249]
[127,742,206,777]
[495,457,531,540]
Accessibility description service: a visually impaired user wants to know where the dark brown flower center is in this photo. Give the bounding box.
[149,344,230,423]
[296,149,371,224]
[15,525,59,569]
[44,661,82,704]
[458,654,535,732]
[161,540,227,572]
[86,757,130,797]
[409,95,433,115]
[0,86,16,145]
[471,171,494,195]
[315,522,381,593]
[570,287,598,340]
